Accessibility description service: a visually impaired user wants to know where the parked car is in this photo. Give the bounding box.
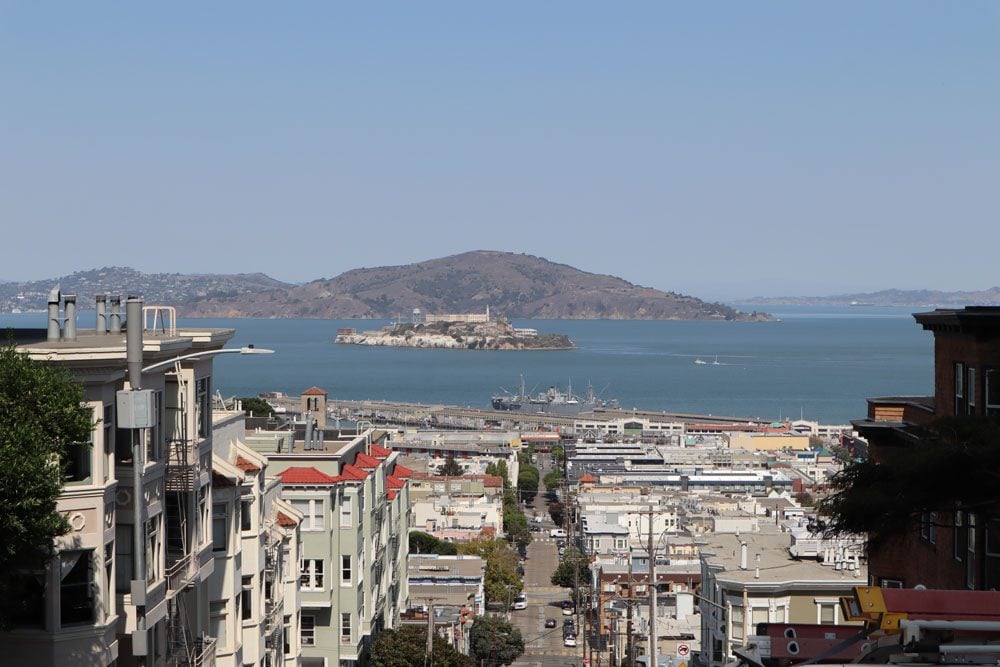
[549,528,567,538]
[530,524,541,532]
[563,617,575,628]
[562,601,574,616]
[511,593,528,610]
[563,634,577,647]
[516,564,525,577]
[545,617,557,628]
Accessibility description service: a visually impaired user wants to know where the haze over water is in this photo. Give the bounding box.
[3,306,931,424]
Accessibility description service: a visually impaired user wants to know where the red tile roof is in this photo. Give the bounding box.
[340,464,369,481]
[392,464,414,479]
[355,452,382,469]
[277,512,298,527]
[579,473,598,483]
[370,444,392,458]
[302,386,327,396]
[277,466,340,485]
[387,490,398,501]
[387,475,405,490]
[483,474,503,488]
[480,526,496,537]
[235,456,260,473]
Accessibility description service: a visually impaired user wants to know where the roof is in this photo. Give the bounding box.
[301,386,327,396]
[277,511,298,527]
[387,475,405,490]
[277,466,340,485]
[370,444,393,458]
[212,471,237,488]
[388,490,398,501]
[355,452,382,469]
[579,473,598,483]
[393,464,414,479]
[340,464,369,481]
[235,456,260,473]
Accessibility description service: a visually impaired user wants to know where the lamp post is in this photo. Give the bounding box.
[140,345,274,374]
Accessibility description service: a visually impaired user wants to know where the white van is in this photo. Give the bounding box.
[511,593,528,610]
[549,528,567,538]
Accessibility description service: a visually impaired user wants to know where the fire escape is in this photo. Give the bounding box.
[262,526,284,666]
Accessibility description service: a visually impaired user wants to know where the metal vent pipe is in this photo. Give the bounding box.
[109,296,122,333]
[47,286,62,341]
[126,297,143,390]
[95,294,107,334]
[64,294,77,341]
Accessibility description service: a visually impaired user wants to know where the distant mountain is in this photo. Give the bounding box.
[743,287,1000,308]
[1,252,771,321]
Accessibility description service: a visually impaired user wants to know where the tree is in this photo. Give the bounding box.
[517,466,539,504]
[548,500,565,526]
[551,546,592,591]
[469,615,525,666]
[438,457,464,477]
[551,444,565,463]
[459,538,522,603]
[0,344,93,628]
[370,624,474,667]
[816,416,1000,546]
[543,469,563,493]
[239,396,275,417]
[409,531,458,555]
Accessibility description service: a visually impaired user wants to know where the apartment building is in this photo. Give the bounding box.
[408,473,504,542]
[248,424,411,667]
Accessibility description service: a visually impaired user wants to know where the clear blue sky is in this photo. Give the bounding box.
[2,2,997,299]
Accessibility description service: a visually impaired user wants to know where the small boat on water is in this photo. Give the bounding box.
[694,357,707,365]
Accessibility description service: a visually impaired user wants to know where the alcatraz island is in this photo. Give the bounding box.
[335,306,574,350]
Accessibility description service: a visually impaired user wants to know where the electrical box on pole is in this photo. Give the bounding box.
[117,389,155,428]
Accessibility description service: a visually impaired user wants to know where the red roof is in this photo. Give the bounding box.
[483,474,503,488]
[387,475,405,490]
[579,473,598,483]
[370,444,392,458]
[277,512,298,527]
[392,464,414,479]
[301,386,327,396]
[277,466,340,485]
[235,456,260,473]
[340,464,369,480]
[387,490,398,501]
[355,452,382,469]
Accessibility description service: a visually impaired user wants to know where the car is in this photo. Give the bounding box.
[563,617,575,628]
[532,515,544,523]
[549,528,567,538]
[530,525,541,532]
[511,593,528,610]
[563,634,577,647]
[545,617,557,628]
[516,565,525,577]
[562,605,574,616]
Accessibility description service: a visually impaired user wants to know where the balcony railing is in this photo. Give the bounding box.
[165,551,195,593]
[193,636,217,667]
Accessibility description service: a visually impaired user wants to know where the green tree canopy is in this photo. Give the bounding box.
[409,531,458,556]
[370,624,474,667]
[551,546,592,590]
[816,416,1000,546]
[438,457,464,477]
[548,500,565,526]
[239,396,275,417]
[469,615,525,666]
[517,466,539,504]
[543,469,563,493]
[0,344,93,628]
[459,538,522,603]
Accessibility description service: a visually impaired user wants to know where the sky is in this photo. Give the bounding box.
[2,2,998,300]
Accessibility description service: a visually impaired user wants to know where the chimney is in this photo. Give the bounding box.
[47,286,61,341]
[95,294,107,334]
[126,297,143,389]
[739,541,748,570]
[109,296,122,334]
[63,294,77,341]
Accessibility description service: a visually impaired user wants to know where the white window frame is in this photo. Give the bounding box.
[293,498,325,532]
[986,368,1000,416]
[340,612,352,644]
[340,495,353,528]
[815,598,839,625]
[341,554,352,586]
[301,614,315,646]
[300,559,324,591]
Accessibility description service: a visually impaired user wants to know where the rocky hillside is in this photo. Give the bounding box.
[186,251,768,320]
[2,252,771,321]
[744,287,1000,307]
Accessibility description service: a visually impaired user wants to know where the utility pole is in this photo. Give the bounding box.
[647,506,658,667]
[626,553,634,667]
[422,596,444,667]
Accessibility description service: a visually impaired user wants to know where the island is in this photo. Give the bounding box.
[335,310,574,350]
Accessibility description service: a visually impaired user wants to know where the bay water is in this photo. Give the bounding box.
[2,306,933,424]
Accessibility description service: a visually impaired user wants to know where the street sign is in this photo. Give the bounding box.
[677,643,691,657]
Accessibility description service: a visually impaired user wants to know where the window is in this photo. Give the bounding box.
[241,575,253,620]
[955,362,966,416]
[146,516,162,583]
[730,606,744,640]
[104,542,114,618]
[920,512,937,545]
[115,424,135,465]
[342,554,352,584]
[103,404,114,482]
[199,489,209,546]
[241,499,253,532]
[818,602,837,624]
[968,367,977,415]
[300,559,324,590]
[213,503,228,553]
[60,550,95,625]
[879,578,904,588]
[292,498,325,531]
[955,511,967,561]
[210,601,228,648]
[987,369,1000,416]
[283,617,291,654]
[341,612,352,643]
[985,518,1000,590]
[340,495,353,528]
[196,378,211,438]
[145,390,164,462]
[301,615,315,646]
[773,605,786,622]
[115,525,133,593]
[64,440,93,485]
[968,513,978,589]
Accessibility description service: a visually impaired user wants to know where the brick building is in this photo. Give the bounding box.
[855,306,1000,590]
